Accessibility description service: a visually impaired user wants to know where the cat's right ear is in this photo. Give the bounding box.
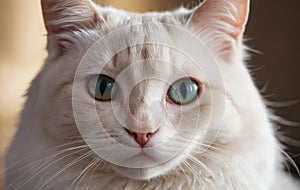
[41,0,99,55]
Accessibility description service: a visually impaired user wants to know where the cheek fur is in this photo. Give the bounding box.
[217,98,243,143]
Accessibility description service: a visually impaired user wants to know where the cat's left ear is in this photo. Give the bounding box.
[188,0,250,62]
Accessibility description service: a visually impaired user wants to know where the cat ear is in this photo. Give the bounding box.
[41,0,99,54]
[41,0,98,34]
[189,0,250,62]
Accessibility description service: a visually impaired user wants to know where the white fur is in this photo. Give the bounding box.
[5,0,299,189]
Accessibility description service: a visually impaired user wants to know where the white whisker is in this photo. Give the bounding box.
[37,151,94,190]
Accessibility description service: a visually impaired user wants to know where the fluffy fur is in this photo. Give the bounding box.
[5,0,300,189]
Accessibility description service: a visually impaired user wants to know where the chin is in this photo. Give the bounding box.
[103,142,194,180]
[112,165,165,180]
[110,159,178,180]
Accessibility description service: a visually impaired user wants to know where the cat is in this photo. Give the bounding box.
[4,0,300,189]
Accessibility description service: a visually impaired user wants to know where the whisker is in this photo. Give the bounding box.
[69,158,100,190]
[75,163,98,190]
[7,144,88,177]
[3,140,86,175]
[182,160,201,182]
[177,164,190,183]
[9,147,89,190]
[87,159,103,186]
[187,154,213,176]
[37,151,95,190]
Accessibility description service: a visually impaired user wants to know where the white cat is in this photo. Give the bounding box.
[5,0,300,189]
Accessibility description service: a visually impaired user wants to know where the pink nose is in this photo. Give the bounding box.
[125,128,157,147]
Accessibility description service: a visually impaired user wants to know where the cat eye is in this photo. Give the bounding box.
[88,75,118,101]
[167,78,200,105]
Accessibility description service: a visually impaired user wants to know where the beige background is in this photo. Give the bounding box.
[0,0,299,189]
[0,1,46,188]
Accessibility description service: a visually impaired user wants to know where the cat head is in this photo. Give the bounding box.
[38,0,256,180]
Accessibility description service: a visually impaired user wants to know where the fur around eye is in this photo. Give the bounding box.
[167,78,200,105]
[88,75,118,101]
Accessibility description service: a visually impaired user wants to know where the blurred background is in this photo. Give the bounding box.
[0,0,299,188]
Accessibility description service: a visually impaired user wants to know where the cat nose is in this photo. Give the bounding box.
[125,128,158,147]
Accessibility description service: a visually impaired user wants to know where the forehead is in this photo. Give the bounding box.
[77,11,210,84]
[91,19,189,74]
[102,44,200,82]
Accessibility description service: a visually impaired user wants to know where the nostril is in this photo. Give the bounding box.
[126,129,137,138]
[132,132,138,139]
[146,132,152,138]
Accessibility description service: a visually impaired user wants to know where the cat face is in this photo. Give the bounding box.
[40,0,250,180]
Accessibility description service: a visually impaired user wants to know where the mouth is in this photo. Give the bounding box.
[119,150,158,168]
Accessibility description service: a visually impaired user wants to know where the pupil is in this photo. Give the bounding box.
[99,80,107,95]
[180,82,187,99]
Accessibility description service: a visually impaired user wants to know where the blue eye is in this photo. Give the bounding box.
[168,78,200,105]
[88,75,118,101]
